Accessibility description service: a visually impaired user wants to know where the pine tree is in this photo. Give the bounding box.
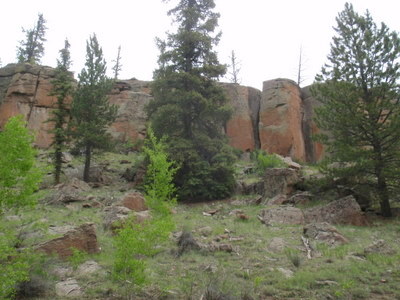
[70,34,118,182]
[147,0,235,201]
[48,39,74,184]
[17,13,47,64]
[313,3,400,217]
[112,45,122,80]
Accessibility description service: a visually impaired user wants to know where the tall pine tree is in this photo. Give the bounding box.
[17,13,47,64]
[48,39,74,184]
[147,0,235,201]
[313,3,400,217]
[71,34,117,182]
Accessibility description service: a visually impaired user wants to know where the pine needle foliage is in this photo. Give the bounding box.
[148,0,235,201]
[313,3,400,217]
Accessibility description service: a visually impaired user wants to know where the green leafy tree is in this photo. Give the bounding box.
[0,115,42,213]
[48,39,74,184]
[313,3,400,217]
[143,127,179,214]
[17,13,47,64]
[113,128,176,292]
[70,34,117,182]
[147,0,235,201]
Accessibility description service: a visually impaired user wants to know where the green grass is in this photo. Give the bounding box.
[5,150,400,299]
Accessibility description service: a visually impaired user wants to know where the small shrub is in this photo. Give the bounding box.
[285,248,301,268]
[68,248,87,270]
[252,150,287,175]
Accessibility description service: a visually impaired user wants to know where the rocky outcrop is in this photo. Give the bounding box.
[222,83,261,151]
[301,85,324,162]
[0,63,63,148]
[0,63,324,162]
[259,79,306,161]
[108,80,151,144]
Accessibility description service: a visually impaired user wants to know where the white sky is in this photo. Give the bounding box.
[0,0,399,90]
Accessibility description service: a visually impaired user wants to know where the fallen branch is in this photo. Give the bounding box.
[301,235,312,259]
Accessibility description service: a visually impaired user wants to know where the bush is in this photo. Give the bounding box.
[252,150,287,175]
[113,128,177,292]
[0,224,30,299]
[0,115,42,212]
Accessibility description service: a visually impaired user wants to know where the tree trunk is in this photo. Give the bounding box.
[54,149,62,184]
[377,176,392,217]
[83,144,91,182]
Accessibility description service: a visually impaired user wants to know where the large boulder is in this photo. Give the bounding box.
[259,79,306,162]
[304,195,368,226]
[263,168,300,199]
[36,223,100,258]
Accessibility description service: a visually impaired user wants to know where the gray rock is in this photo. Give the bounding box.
[259,206,304,226]
[55,278,83,298]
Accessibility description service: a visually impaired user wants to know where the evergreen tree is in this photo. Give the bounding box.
[48,39,74,184]
[147,0,235,201]
[17,13,47,64]
[70,34,117,182]
[112,45,122,80]
[313,3,400,217]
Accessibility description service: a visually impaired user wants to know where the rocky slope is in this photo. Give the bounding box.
[0,63,323,162]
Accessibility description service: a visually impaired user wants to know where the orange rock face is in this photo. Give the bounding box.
[107,80,151,144]
[222,83,259,151]
[259,79,306,161]
[0,64,58,148]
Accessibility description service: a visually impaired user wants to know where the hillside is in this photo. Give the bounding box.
[2,149,399,299]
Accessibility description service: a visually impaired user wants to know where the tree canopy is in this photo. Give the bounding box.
[147,0,235,201]
[17,13,47,64]
[313,3,400,217]
[48,39,75,184]
[70,34,117,182]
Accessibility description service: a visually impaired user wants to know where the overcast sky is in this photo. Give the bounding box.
[0,0,399,90]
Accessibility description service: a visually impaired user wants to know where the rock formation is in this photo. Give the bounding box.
[259,79,306,161]
[0,63,323,162]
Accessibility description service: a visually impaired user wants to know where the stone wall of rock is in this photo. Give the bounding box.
[0,63,61,148]
[0,63,324,162]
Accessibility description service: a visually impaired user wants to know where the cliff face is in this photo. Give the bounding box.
[0,63,323,162]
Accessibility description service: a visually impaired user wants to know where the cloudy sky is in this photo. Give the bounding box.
[0,0,399,89]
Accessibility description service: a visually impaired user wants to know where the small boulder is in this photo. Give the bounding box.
[259,206,304,226]
[266,194,287,205]
[286,192,312,206]
[76,260,102,277]
[364,240,396,255]
[120,191,147,212]
[267,237,287,253]
[303,222,349,246]
[36,223,99,259]
[55,278,83,298]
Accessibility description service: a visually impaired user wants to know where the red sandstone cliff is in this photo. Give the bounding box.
[0,63,323,162]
